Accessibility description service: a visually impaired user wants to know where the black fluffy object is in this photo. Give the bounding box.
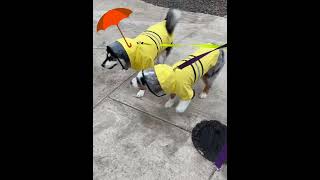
[191,120,227,163]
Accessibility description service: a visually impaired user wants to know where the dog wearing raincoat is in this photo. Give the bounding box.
[130,47,225,113]
[101,9,181,97]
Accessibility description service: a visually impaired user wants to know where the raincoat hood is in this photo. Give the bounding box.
[106,40,134,70]
[115,21,174,71]
[154,64,176,94]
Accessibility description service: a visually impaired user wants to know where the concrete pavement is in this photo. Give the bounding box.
[93,0,227,179]
[141,0,227,16]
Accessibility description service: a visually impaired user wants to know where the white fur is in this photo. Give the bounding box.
[136,90,145,98]
[131,77,139,89]
[172,9,182,22]
[136,71,143,79]
[131,72,146,97]
[165,96,176,108]
[131,72,143,89]
[104,60,118,69]
[175,100,191,113]
[199,92,208,99]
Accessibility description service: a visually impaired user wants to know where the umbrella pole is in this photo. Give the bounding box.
[116,24,132,48]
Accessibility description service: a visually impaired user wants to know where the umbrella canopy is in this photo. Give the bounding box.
[192,120,227,169]
[97,8,132,48]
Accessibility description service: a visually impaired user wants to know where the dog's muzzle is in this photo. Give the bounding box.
[104,41,131,70]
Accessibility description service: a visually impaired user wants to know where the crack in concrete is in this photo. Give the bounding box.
[107,96,192,134]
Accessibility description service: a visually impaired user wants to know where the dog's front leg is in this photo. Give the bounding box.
[157,53,167,64]
[165,94,176,108]
[175,99,191,113]
[136,86,146,98]
[157,47,172,64]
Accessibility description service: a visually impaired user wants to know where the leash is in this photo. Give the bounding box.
[176,44,227,70]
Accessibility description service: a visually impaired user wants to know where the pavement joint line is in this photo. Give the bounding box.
[93,72,137,109]
[107,96,192,133]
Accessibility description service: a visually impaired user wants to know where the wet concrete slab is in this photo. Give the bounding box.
[93,98,214,180]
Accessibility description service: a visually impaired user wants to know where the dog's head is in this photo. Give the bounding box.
[130,68,166,97]
[130,71,146,89]
[101,50,119,69]
[101,42,131,70]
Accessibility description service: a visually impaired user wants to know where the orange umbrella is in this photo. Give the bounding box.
[97,8,132,48]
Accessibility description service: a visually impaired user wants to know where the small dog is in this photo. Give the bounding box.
[101,9,181,98]
[130,47,225,113]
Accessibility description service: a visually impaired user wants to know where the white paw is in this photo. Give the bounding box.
[176,105,187,113]
[136,90,145,98]
[199,92,208,99]
[175,100,191,113]
[165,99,175,108]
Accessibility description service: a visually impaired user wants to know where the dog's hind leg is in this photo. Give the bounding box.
[200,50,225,99]
[200,74,212,99]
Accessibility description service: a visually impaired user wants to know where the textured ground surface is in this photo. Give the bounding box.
[93,0,227,179]
[142,0,227,16]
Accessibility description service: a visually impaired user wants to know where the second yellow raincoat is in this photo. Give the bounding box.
[154,48,222,100]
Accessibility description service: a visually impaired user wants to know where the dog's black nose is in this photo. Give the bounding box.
[130,81,132,85]
[101,63,105,68]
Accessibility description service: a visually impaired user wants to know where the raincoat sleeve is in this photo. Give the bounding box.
[175,79,195,101]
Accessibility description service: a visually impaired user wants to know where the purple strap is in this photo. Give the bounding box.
[214,143,227,169]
